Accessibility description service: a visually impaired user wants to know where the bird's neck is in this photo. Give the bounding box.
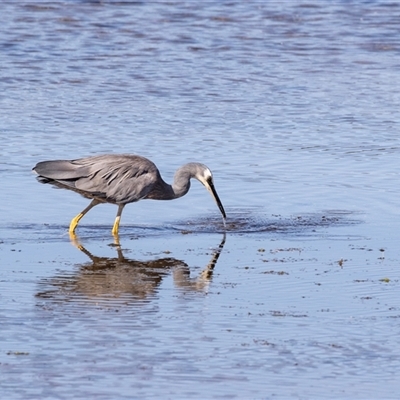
[146,165,193,200]
[145,171,190,201]
[171,168,191,199]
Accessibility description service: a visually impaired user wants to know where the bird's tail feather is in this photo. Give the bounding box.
[33,160,87,180]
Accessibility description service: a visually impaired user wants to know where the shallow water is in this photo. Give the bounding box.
[1,1,400,398]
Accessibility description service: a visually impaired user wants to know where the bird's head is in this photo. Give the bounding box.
[194,165,226,221]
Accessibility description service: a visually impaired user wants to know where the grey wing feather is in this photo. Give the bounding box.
[75,159,159,203]
[33,154,160,204]
[34,160,88,180]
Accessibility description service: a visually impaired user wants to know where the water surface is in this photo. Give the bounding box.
[1,1,400,398]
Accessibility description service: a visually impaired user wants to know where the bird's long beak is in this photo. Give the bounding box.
[205,178,226,221]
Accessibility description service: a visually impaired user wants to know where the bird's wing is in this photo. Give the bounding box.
[73,155,160,203]
[34,155,160,203]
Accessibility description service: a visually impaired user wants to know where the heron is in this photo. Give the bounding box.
[32,154,226,236]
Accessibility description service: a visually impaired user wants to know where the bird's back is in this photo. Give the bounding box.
[33,154,162,204]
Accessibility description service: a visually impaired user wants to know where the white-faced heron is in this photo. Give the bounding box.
[33,154,226,236]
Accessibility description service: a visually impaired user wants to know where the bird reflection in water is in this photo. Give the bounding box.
[36,234,226,305]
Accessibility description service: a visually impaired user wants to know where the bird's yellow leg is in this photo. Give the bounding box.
[113,234,121,247]
[69,213,84,234]
[69,199,100,235]
[111,204,125,236]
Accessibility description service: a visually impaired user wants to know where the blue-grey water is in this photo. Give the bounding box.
[1,1,400,398]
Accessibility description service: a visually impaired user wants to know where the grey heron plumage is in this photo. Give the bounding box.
[33,154,226,236]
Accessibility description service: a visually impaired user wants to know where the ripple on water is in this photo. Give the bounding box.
[1,207,363,242]
[174,207,363,236]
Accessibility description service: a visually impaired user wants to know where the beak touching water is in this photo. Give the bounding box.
[204,178,226,221]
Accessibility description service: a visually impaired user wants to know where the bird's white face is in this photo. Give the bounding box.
[203,168,212,181]
[197,168,213,187]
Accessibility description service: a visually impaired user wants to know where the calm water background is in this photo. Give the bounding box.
[1,1,400,398]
